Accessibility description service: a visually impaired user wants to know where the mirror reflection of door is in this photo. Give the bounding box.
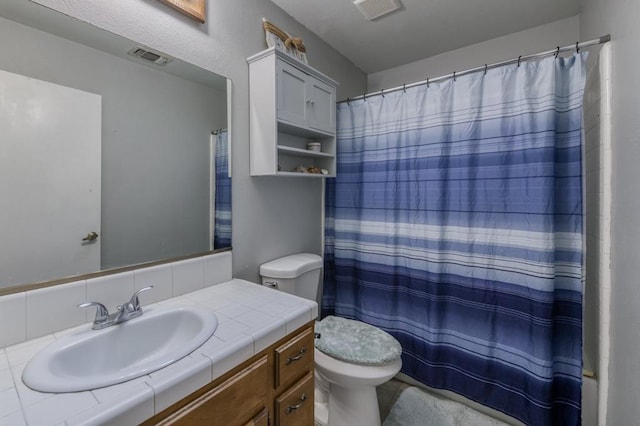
[0,69,101,286]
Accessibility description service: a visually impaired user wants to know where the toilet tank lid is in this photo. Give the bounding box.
[260,253,323,279]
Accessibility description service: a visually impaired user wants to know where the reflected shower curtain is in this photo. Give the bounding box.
[323,54,586,425]
[213,129,231,249]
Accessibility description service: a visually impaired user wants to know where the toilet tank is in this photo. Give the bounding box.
[260,253,323,303]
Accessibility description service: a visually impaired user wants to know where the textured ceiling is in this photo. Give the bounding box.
[270,0,581,73]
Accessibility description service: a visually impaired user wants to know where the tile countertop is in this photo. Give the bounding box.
[0,279,318,426]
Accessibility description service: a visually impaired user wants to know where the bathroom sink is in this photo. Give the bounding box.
[22,306,218,392]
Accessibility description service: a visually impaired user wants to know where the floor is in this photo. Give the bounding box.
[377,379,510,426]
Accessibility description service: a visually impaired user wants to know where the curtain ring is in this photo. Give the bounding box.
[403,83,407,93]
[363,93,367,101]
[555,46,560,58]
[517,56,522,67]
[381,89,385,97]
[576,41,580,53]
[426,77,430,87]
[346,97,350,105]
[484,64,488,75]
[453,72,456,82]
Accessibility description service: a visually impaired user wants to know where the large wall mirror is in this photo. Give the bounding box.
[0,1,231,292]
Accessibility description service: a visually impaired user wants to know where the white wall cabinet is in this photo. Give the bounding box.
[249,48,338,177]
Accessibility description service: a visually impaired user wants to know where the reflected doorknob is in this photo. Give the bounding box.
[82,231,99,242]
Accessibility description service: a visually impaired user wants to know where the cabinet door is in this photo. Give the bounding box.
[276,60,308,127]
[307,77,336,135]
[243,407,269,426]
[155,355,268,426]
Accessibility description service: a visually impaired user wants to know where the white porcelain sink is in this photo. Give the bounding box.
[22,306,218,392]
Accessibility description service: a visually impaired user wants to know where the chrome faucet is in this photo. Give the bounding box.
[79,286,154,330]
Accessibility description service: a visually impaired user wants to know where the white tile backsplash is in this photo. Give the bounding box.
[26,280,86,340]
[204,251,232,286]
[0,293,26,348]
[133,264,172,304]
[86,271,135,313]
[172,257,205,296]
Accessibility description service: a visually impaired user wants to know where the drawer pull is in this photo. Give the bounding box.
[285,393,307,415]
[285,346,307,365]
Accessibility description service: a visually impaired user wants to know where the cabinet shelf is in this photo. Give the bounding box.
[277,120,334,138]
[277,145,334,158]
[276,171,335,178]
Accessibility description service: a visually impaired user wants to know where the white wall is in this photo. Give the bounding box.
[367,16,579,92]
[580,0,640,424]
[30,0,367,282]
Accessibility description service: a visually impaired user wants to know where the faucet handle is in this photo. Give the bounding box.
[129,286,153,311]
[78,302,110,325]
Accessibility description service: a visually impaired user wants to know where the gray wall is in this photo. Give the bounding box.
[580,0,640,424]
[30,0,367,282]
[368,16,579,91]
[0,16,227,269]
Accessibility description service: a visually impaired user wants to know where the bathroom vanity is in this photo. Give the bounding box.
[143,325,314,425]
[0,279,317,425]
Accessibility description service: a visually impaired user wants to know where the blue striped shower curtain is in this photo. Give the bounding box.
[213,129,231,249]
[323,53,586,425]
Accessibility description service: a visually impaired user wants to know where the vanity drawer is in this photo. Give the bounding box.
[274,327,314,389]
[275,372,314,426]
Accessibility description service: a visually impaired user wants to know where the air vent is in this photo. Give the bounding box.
[127,47,173,66]
[353,0,401,21]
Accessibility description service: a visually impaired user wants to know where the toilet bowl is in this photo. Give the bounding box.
[260,253,402,426]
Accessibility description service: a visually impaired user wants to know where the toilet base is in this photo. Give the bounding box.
[327,384,381,426]
[314,401,329,426]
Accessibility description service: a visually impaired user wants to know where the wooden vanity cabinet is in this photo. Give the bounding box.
[143,322,315,426]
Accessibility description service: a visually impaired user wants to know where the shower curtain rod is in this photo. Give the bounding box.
[338,34,611,104]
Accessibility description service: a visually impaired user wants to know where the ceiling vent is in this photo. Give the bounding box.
[127,47,172,66]
[353,0,401,21]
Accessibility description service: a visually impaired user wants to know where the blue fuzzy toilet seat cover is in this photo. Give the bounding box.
[314,316,402,365]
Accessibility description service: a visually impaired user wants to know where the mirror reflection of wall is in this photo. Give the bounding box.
[0,10,230,291]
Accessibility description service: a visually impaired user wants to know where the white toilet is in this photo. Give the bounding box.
[260,253,402,426]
